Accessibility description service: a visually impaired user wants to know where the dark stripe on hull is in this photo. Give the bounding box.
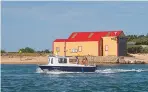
[39,66,96,72]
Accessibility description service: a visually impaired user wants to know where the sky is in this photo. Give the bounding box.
[1,1,148,52]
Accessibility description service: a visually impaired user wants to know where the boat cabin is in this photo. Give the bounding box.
[48,56,70,65]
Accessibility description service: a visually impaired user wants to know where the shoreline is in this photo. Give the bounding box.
[1,54,148,65]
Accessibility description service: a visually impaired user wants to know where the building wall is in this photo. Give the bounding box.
[102,36,118,56]
[66,41,98,56]
[119,32,125,37]
[53,31,126,56]
[118,37,127,56]
[118,32,127,56]
[53,42,65,56]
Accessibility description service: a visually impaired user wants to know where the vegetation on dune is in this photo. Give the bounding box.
[127,45,148,53]
[19,47,35,53]
[126,34,148,53]
[126,34,148,45]
[36,49,52,53]
[1,48,52,56]
[19,47,53,54]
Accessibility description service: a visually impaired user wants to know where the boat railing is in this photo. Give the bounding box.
[68,55,96,66]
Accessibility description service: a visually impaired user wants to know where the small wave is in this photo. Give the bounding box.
[36,68,148,74]
[35,68,96,74]
[35,68,83,74]
[95,69,148,73]
[44,70,78,74]
[36,68,44,73]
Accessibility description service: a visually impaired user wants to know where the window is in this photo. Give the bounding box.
[64,58,67,63]
[72,33,77,38]
[56,47,60,52]
[48,58,50,63]
[78,46,82,52]
[105,45,108,51]
[51,58,53,64]
[74,49,78,52]
[71,48,78,53]
[58,58,63,63]
[88,33,94,38]
[58,58,67,63]
[71,49,74,53]
[111,37,117,41]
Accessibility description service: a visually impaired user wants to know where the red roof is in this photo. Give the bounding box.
[54,30,123,42]
[68,30,123,41]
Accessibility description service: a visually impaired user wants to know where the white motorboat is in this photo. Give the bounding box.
[38,56,97,72]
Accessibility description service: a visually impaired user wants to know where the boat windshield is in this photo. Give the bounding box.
[58,58,67,63]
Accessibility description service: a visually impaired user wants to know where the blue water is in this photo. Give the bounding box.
[1,64,148,92]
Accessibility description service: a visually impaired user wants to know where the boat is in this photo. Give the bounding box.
[38,55,97,72]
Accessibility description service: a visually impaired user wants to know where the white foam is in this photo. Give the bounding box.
[36,67,148,74]
[95,69,148,74]
[35,68,81,74]
[44,71,77,74]
[35,68,96,74]
[36,67,44,73]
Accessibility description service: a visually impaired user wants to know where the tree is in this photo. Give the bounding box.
[44,49,50,53]
[19,47,35,53]
[127,45,143,53]
[25,47,35,53]
[1,50,6,53]
[138,35,145,38]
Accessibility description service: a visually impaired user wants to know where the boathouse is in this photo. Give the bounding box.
[53,30,127,56]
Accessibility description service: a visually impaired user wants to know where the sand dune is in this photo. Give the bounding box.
[129,54,148,63]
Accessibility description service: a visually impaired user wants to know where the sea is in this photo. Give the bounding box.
[1,64,148,92]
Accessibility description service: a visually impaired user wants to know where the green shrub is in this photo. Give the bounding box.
[19,47,35,53]
[36,49,52,53]
[127,45,148,53]
[126,34,148,45]
[43,49,50,53]
[127,45,143,53]
[143,47,148,53]
[1,50,6,53]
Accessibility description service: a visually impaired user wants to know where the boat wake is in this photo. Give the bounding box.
[36,67,44,73]
[95,68,148,74]
[35,68,85,74]
[36,68,148,74]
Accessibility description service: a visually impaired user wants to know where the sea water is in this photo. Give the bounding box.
[1,64,148,92]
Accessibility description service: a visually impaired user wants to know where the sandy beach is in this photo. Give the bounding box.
[1,54,148,64]
[1,55,48,64]
[125,54,148,64]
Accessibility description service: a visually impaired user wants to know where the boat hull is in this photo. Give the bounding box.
[39,66,96,72]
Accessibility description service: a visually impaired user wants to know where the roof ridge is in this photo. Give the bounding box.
[70,30,123,33]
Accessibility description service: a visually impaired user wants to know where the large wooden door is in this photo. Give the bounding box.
[99,39,103,56]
